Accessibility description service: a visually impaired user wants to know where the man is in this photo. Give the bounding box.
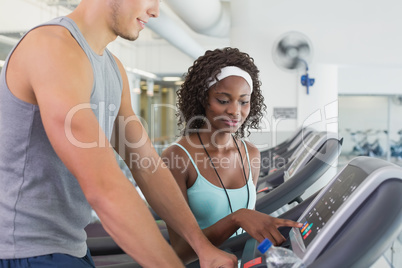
[0,0,237,267]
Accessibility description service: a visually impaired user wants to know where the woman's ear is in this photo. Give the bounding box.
[202,85,215,108]
[200,96,206,108]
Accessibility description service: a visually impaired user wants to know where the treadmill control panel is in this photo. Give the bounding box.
[241,157,402,268]
[297,165,367,247]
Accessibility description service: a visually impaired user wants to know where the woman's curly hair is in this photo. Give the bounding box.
[176,47,266,138]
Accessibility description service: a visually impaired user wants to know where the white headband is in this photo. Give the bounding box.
[207,66,253,93]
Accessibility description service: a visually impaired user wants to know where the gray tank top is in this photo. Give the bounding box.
[0,17,122,258]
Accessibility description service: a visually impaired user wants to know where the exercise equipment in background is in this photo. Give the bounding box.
[256,132,342,215]
[259,127,313,176]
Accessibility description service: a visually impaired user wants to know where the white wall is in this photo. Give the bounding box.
[0,0,70,32]
[227,0,402,149]
[230,0,345,149]
[3,0,401,90]
[339,67,402,95]
[296,64,338,133]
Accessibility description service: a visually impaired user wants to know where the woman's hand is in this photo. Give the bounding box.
[232,209,303,245]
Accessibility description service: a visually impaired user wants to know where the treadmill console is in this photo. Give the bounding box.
[290,157,402,266]
[294,165,366,248]
[242,157,402,267]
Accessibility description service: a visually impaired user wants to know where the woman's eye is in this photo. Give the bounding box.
[217,99,229,104]
[240,101,250,106]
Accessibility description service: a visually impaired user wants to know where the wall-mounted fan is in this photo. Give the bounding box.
[272,31,315,94]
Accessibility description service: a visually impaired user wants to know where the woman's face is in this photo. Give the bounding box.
[204,75,252,134]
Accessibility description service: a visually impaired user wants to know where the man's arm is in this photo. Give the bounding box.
[23,27,183,267]
[111,56,237,267]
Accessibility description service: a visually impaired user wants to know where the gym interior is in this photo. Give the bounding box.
[1,0,401,267]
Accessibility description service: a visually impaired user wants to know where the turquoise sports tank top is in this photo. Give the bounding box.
[173,141,257,234]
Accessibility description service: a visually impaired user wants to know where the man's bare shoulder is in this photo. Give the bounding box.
[23,25,82,55]
[6,25,94,105]
[20,25,91,75]
[20,25,93,96]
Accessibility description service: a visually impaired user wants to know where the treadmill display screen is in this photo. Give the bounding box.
[287,134,322,177]
[297,165,368,248]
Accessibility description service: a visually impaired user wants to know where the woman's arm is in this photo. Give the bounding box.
[244,140,262,186]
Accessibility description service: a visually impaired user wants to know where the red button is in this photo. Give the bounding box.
[244,257,262,268]
[303,229,312,240]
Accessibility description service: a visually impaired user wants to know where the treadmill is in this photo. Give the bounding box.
[185,132,343,267]
[267,131,315,173]
[87,132,341,268]
[260,127,313,176]
[241,156,402,268]
[88,131,342,267]
[85,220,168,267]
[256,132,342,215]
[259,131,324,183]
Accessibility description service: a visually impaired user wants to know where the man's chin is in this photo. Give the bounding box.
[119,31,139,42]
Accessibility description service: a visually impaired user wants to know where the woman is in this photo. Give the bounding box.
[162,47,302,264]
